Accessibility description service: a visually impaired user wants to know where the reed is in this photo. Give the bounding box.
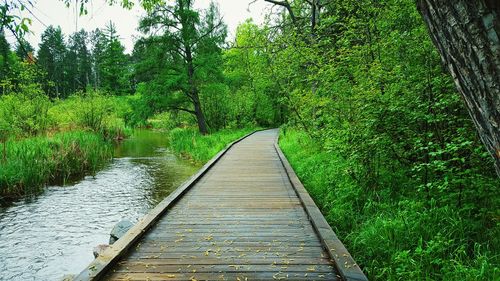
[0,131,113,199]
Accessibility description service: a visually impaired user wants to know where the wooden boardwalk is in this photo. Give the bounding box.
[76,129,367,281]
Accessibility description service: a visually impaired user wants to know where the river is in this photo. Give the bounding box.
[0,130,198,281]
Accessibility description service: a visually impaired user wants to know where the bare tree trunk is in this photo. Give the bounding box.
[417,0,500,176]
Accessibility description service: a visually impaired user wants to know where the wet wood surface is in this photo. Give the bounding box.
[83,129,366,281]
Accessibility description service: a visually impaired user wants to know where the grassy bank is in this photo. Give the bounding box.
[0,131,113,199]
[168,127,258,164]
[0,91,132,200]
[279,129,499,281]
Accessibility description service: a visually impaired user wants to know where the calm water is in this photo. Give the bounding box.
[0,130,198,281]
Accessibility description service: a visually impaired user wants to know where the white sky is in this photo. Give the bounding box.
[14,0,273,53]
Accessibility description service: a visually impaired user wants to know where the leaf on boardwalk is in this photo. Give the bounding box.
[307,265,316,272]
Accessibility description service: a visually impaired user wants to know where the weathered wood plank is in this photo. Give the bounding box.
[104,272,340,281]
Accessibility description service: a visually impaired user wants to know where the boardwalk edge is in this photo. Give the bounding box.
[73,129,265,281]
[274,131,369,281]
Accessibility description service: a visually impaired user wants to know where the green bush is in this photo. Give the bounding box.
[0,88,51,137]
[49,91,132,140]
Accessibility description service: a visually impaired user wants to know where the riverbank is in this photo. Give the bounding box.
[168,127,258,164]
[0,91,132,201]
[278,129,499,280]
[0,131,113,200]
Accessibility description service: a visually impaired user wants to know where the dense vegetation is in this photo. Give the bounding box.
[0,36,133,199]
[0,0,498,279]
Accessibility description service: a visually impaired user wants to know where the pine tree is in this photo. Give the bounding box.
[37,26,68,98]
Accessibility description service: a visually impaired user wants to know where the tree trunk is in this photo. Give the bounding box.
[185,45,208,135]
[193,97,208,135]
[417,0,500,176]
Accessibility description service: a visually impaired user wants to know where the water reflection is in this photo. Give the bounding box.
[0,130,198,281]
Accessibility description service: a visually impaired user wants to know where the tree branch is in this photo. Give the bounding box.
[263,0,298,26]
[169,106,196,115]
[192,17,225,47]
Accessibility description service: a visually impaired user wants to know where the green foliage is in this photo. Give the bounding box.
[280,129,499,281]
[33,24,133,98]
[97,23,132,94]
[0,82,130,199]
[49,91,132,140]
[0,62,50,137]
[66,30,92,94]
[0,131,112,198]
[0,31,18,82]
[223,20,282,128]
[168,127,257,164]
[135,0,227,133]
[37,26,68,98]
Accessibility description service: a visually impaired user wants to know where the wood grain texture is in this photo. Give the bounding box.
[75,129,366,281]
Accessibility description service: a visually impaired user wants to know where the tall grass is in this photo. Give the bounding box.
[48,92,132,140]
[0,90,130,201]
[168,127,257,164]
[0,131,112,199]
[279,129,499,281]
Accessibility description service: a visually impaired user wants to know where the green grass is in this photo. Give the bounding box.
[0,91,133,201]
[48,92,133,140]
[0,131,113,199]
[168,127,258,164]
[279,128,499,281]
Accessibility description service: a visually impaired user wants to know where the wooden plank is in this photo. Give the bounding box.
[116,257,334,265]
[104,272,340,281]
[73,130,265,281]
[111,263,335,273]
[274,139,368,281]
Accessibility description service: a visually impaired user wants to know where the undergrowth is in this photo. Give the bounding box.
[279,129,499,281]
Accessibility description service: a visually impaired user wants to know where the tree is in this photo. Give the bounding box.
[0,30,17,82]
[138,0,226,134]
[224,20,281,127]
[99,22,131,94]
[14,39,34,61]
[416,1,500,176]
[88,24,131,94]
[37,26,67,98]
[89,28,107,89]
[66,29,92,93]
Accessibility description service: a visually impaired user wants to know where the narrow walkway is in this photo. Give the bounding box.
[82,130,363,281]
